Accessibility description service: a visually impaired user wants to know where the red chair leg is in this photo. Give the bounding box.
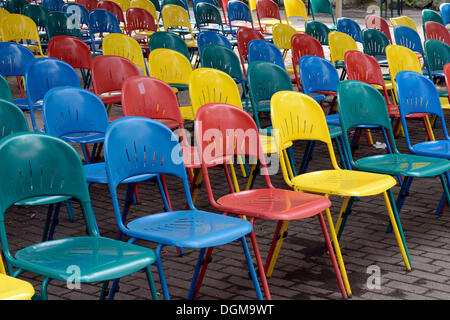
[263,220,283,274]
[192,247,215,299]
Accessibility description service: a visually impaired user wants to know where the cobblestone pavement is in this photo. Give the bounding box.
[4,6,450,301]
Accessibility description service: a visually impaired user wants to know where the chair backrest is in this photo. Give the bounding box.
[365,14,392,43]
[148,48,192,87]
[41,0,64,12]
[97,0,126,24]
[23,4,50,28]
[161,4,194,38]
[393,25,424,55]
[310,0,335,25]
[46,11,82,39]
[272,23,297,51]
[328,31,358,65]
[0,77,14,103]
[422,9,443,29]
[424,39,450,80]
[91,55,140,95]
[126,7,158,36]
[228,1,253,28]
[88,9,122,35]
[284,0,308,25]
[110,0,131,11]
[43,86,109,138]
[0,98,29,134]
[76,0,98,11]
[0,42,35,77]
[247,61,292,128]
[362,28,390,57]
[256,0,282,28]
[336,17,362,42]
[148,31,191,60]
[195,2,224,33]
[247,39,285,69]
[236,27,265,75]
[425,21,450,45]
[441,3,450,26]
[130,0,158,23]
[299,55,339,94]
[344,50,386,89]
[305,20,330,45]
[0,14,44,56]
[390,15,417,31]
[47,35,93,70]
[161,0,187,11]
[102,33,149,75]
[3,0,30,14]
[200,44,244,82]
[197,30,232,59]
[189,68,243,116]
[62,2,90,27]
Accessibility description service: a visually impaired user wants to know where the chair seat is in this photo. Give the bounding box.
[411,140,450,160]
[15,195,72,206]
[309,92,326,103]
[99,92,121,105]
[13,236,156,283]
[60,131,105,144]
[355,154,450,177]
[126,210,253,248]
[84,162,157,184]
[217,188,331,220]
[292,169,397,197]
[0,274,35,300]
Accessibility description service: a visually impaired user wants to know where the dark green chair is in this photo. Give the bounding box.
[424,39,450,82]
[362,28,390,67]
[46,11,81,40]
[305,20,330,45]
[3,0,29,14]
[23,4,50,43]
[195,2,225,34]
[0,132,159,300]
[148,31,191,61]
[337,80,450,238]
[310,0,336,29]
[0,76,13,103]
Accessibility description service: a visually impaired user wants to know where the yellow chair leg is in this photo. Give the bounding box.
[366,129,374,145]
[266,220,290,278]
[334,196,351,234]
[424,115,436,141]
[238,156,248,178]
[382,191,411,271]
[191,171,203,204]
[245,163,258,190]
[229,162,241,193]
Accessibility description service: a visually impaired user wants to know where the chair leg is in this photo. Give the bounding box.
[191,247,214,299]
[317,213,348,299]
[241,236,264,300]
[334,196,355,241]
[145,266,159,300]
[47,202,62,241]
[155,244,171,300]
[188,248,206,299]
[436,172,450,215]
[245,163,259,191]
[40,277,51,300]
[386,176,413,233]
[99,280,110,300]
[264,220,283,276]
[65,200,75,222]
[249,227,272,300]
[299,141,315,174]
[42,204,54,242]
[264,220,289,278]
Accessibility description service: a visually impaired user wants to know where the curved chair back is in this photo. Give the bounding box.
[424,39,450,80]
[76,0,98,11]
[148,48,192,89]
[62,2,90,28]
[247,39,285,69]
[148,31,190,60]
[425,21,450,45]
[110,0,131,11]
[41,0,64,12]
[362,28,390,58]
[390,15,417,31]
[130,0,158,24]
[328,31,358,66]
[0,98,29,133]
[310,0,335,25]
[305,20,330,45]
[3,0,30,14]
[195,2,224,33]
[256,0,282,28]
[47,35,93,70]
[236,27,265,75]
[441,3,450,26]
[197,30,232,60]
[298,55,339,94]
[272,23,297,51]
[284,0,308,25]
[336,17,362,42]
[393,25,424,56]
[97,0,126,24]
[200,44,245,82]
[126,7,158,36]
[23,4,50,30]
[0,42,35,78]
[46,11,82,39]
[161,4,194,39]
[0,14,44,56]
[227,1,254,30]
[365,14,392,43]
[0,76,14,103]
[422,9,443,36]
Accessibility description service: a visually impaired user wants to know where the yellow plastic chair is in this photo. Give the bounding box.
[284,0,308,31]
[0,14,44,56]
[390,15,417,32]
[148,48,193,119]
[102,33,149,76]
[130,0,159,31]
[328,31,358,71]
[161,4,197,48]
[270,90,412,297]
[0,8,10,41]
[272,23,297,75]
[0,255,35,300]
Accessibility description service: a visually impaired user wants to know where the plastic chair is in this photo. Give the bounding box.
[102,33,149,76]
[103,116,262,300]
[441,2,450,26]
[148,31,191,60]
[0,42,35,109]
[0,131,159,300]
[393,25,425,58]
[304,20,330,45]
[424,39,450,81]
[390,15,417,32]
[88,9,122,53]
[256,0,282,32]
[195,2,225,34]
[130,0,159,27]
[228,1,263,33]
[3,0,29,14]
[98,0,126,27]
[236,27,265,76]
[310,0,336,28]
[425,21,450,45]
[362,28,390,66]
[365,14,392,44]
[247,39,285,69]
[160,0,187,11]
[284,0,308,31]
[76,0,98,11]
[24,58,81,132]
[336,17,362,43]
[422,9,443,35]
[41,0,64,12]
[47,35,93,88]
[0,76,13,103]
[197,30,232,61]
[110,0,131,12]
[46,11,82,40]
[328,31,357,78]
[125,7,157,54]
[0,14,45,56]
[337,79,450,229]
[194,102,347,300]
[161,4,197,48]
[23,4,50,42]
[272,23,297,59]
[271,90,412,298]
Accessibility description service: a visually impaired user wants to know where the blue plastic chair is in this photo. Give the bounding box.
[88,9,122,53]
[103,116,263,300]
[24,57,81,132]
[41,0,64,11]
[441,3,450,26]
[62,2,90,37]
[393,25,425,57]
[0,42,35,110]
[247,40,285,69]
[227,1,254,33]
[336,17,362,43]
[197,30,233,59]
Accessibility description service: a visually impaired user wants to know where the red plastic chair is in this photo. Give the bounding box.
[47,35,93,89]
[256,0,282,32]
[291,33,325,91]
[91,55,140,116]
[192,102,347,300]
[236,27,265,76]
[97,0,126,25]
[125,7,157,54]
[76,0,98,11]
[345,50,434,143]
[425,21,450,45]
[365,14,392,44]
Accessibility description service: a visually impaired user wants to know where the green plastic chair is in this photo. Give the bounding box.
[0,132,159,300]
[337,80,450,236]
[148,31,191,61]
[23,4,50,43]
[305,20,330,45]
[0,76,13,103]
[424,39,450,82]
[422,9,444,36]
[310,0,336,29]
[362,28,390,66]
[46,11,81,40]
[3,0,29,14]
[0,99,29,135]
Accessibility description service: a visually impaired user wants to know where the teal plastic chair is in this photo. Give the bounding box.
[362,28,390,67]
[148,31,191,61]
[0,132,159,300]
[310,0,336,29]
[305,20,330,45]
[422,9,444,36]
[424,39,450,82]
[337,80,450,231]
[0,76,13,103]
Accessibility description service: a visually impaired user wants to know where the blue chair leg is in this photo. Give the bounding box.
[336,197,356,241]
[155,244,171,300]
[299,141,315,174]
[241,236,263,300]
[42,204,54,242]
[47,202,62,241]
[187,247,206,300]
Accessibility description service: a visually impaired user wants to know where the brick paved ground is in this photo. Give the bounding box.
[4,6,450,301]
